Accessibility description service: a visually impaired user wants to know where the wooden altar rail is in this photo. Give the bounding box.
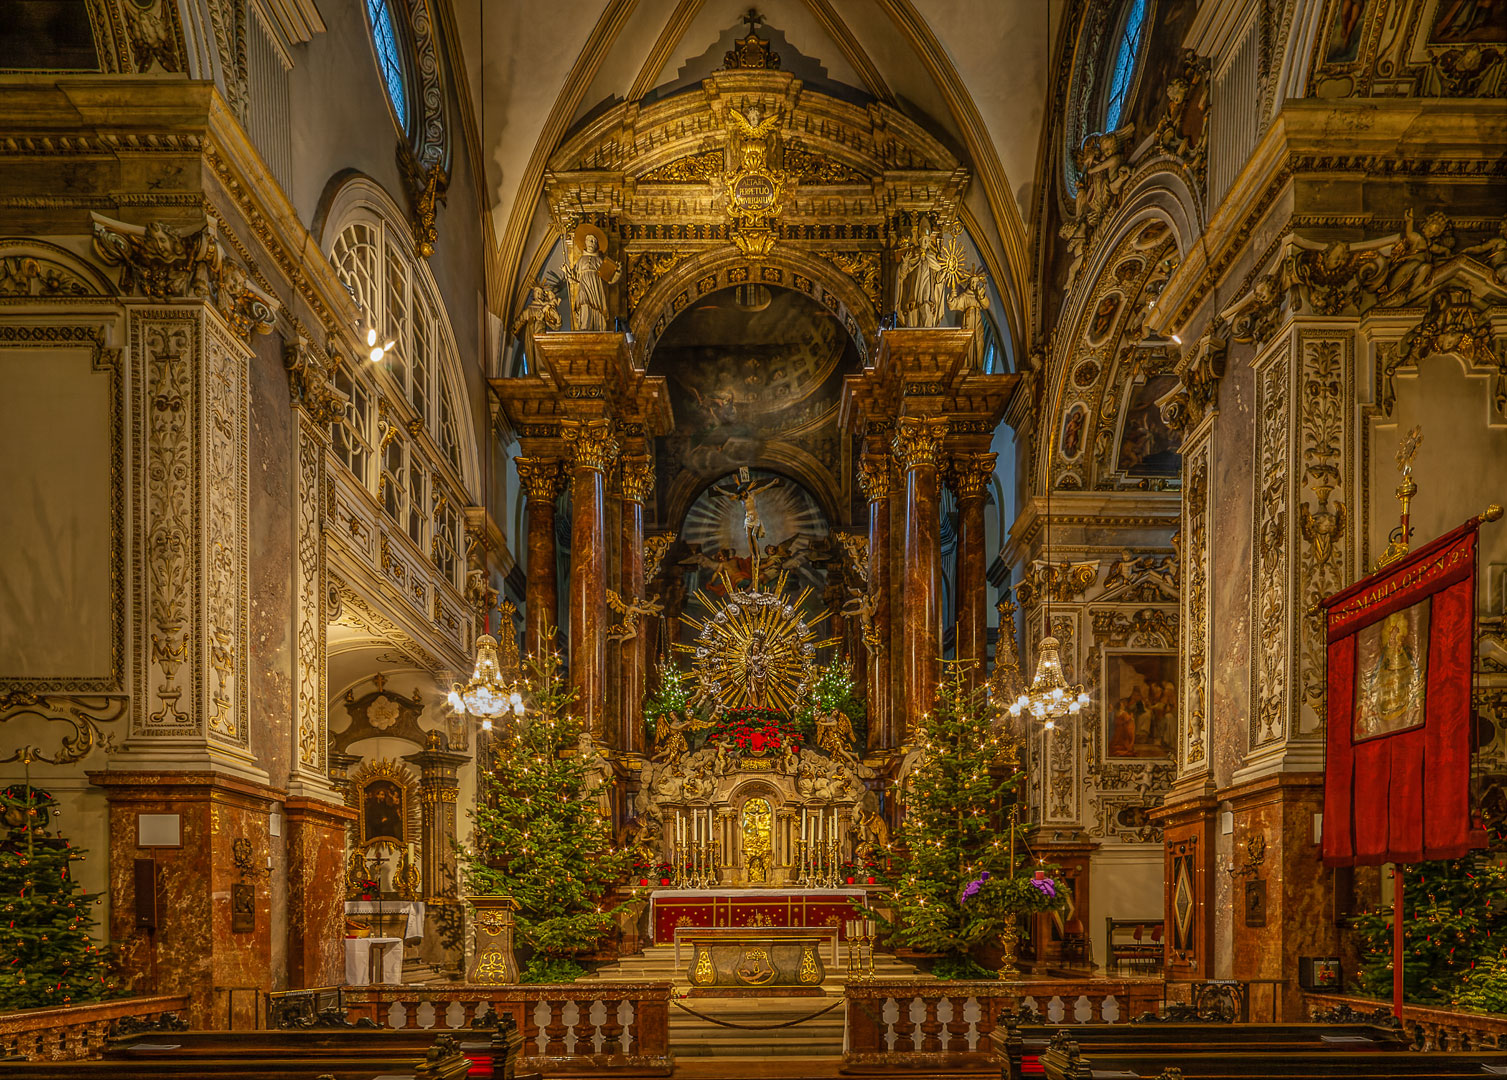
[0,994,192,1062]
[843,977,1164,1069]
[341,982,673,1074]
[1304,991,1507,1051]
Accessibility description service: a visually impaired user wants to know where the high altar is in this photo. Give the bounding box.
[621,542,890,941]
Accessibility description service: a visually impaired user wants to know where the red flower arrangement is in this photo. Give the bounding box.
[709,707,803,757]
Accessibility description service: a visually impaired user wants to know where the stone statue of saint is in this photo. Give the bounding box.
[562,223,619,332]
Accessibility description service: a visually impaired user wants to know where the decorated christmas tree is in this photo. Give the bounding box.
[463,643,631,982]
[879,664,1056,978]
[0,782,115,1010]
[1351,823,1507,1006]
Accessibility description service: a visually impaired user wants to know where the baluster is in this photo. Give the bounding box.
[544,998,568,1056]
[571,998,594,1056]
[943,995,969,1051]
[920,995,943,1053]
[598,996,623,1055]
[617,997,637,1056]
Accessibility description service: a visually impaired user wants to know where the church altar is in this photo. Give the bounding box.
[649,887,866,944]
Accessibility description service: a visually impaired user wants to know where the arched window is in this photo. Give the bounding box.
[1102,0,1149,134]
[327,201,470,588]
[364,0,409,130]
[1063,0,1154,200]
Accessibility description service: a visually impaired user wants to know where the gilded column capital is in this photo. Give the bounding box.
[948,451,997,501]
[620,454,655,504]
[891,417,950,471]
[560,418,619,474]
[515,456,564,502]
[857,454,891,502]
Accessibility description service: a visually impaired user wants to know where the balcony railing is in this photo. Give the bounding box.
[0,994,192,1061]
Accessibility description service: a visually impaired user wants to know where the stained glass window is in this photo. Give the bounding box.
[1103,0,1149,134]
[365,0,408,129]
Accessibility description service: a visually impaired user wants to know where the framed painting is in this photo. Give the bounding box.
[1352,597,1431,741]
[1115,374,1183,477]
[1103,651,1178,759]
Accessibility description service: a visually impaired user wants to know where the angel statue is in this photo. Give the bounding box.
[841,588,881,651]
[814,705,859,765]
[651,709,714,769]
[561,223,620,332]
[607,589,665,644]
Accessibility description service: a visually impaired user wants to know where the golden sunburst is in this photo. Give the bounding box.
[677,569,835,714]
[938,236,970,292]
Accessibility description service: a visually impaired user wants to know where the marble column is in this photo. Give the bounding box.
[857,452,891,753]
[515,457,562,657]
[283,797,356,988]
[619,455,654,755]
[561,418,617,741]
[949,451,996,688]
[892,417,949,739]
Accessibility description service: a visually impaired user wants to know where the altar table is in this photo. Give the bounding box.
[343,899,425,943]
[649,888,866,944]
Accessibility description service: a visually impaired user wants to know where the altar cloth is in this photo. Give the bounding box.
[648,888,866,944]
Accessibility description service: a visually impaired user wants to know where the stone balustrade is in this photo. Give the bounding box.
[0,994,192,1061]
[341,982,672,1074]
[1305,991,1507,1051]
[843,977,1164,1068]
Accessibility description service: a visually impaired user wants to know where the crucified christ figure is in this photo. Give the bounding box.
[710,467,781,589]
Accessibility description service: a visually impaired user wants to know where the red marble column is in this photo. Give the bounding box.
[892,417,949,739]
[284,797,357,989]
[516,457,562,657]
[950,451,996,689]
[562,418,617,741]
[858,452,891,752]
[619,455,654,755]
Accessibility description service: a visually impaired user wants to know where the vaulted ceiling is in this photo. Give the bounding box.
[452,0,1062,339]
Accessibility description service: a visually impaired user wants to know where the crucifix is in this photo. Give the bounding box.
[711,467,781,590]
[742,8,765,35]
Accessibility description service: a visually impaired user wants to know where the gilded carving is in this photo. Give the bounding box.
[946,452,996,501]
[644,533,676,581]
[560,418,618,474]
[619,454,656,504]
[294,415,327,773]
[91,213,278,338]
[1016,560,1099,605]
[721,104,794,257]
[0,691,126,765]
[1180,442,1211,768]
[856,453,891,502]
[627,251,684,310]
[818,251,881,309]
[203,319,248,745]
[1159,324,1227,434]
[120,0,183,73]
[514,456,564,502]
[284,339,349,425]
[1252,353,1292,748]
[641,151,723,184]
[1387,287,1500,416]
[890,417,949,470]
[0,255,93,297]
[1150,51,1210,181]
[397,143,449,260]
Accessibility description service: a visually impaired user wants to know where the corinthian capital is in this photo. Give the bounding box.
[514,457,563,502]
[891,417,950,470]
[857,453,891,502]
[620,454,655,504]
[948,451,997,501]
[560,418,618,473]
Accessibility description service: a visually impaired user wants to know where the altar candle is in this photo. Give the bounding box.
[801,808,807,845]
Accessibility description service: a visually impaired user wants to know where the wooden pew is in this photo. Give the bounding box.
[996,1021,1410,1078]
[1037,1030,1507,1080]
[104,1024,523,1077]
[1,1031,471,1080]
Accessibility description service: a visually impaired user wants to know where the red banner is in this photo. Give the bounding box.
[1321,519,1484,868]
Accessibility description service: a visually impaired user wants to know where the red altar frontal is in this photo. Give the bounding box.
[649,889,867,943]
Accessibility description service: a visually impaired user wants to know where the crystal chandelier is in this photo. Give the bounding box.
[448,611,525,731]
[1008,635,1088,730]
[1009,423,1090,730]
